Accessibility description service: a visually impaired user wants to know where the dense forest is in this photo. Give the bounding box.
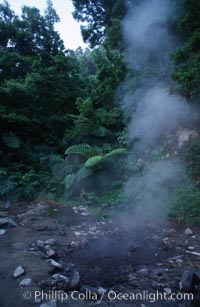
[0,0,200,225]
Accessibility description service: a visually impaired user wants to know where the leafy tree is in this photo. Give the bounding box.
[186,140,200,187]
[64,143,127,193]
[169,186,200,226]
[93,47,126,106]
[0,1,91,200]
[173,0,200,100]
[72,0,126,47]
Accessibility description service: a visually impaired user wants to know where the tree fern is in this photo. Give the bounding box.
[105,148,127,158]
[84,155,104,168]
[65,144,92,155]
[65,144,102,156]
[63,145,127,192]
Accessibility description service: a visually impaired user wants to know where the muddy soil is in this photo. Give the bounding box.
[0,202,199,307]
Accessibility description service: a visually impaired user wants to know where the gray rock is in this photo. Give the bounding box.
[163,287,172,294]
[44,245,51,250]
[0,229,7,235]
[48,259,63,269]
[19,278,32,287]
[37,240,45,247]
[40,301,57,307]
[162,237,169,245]
[89,226,97,232]
[180,271,194,291]
[70,241,79,249]
[13,265,25,278]
[80,211,90,216]
[180,270,200,291]
[52,274,70,291]
[74,231,82,236]
[184,228,193,236]
[46,249,56,257]
[52,274,69,283]
[69,272,80,289]
[45,238,57,245]
[0,217,17,227]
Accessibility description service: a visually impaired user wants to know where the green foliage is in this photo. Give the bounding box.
[74,97,94,135]
[65,144,94,155]
[105,148,127,158]
[172,53,200,99]
[64,144,127,195]
[65,144,101,156]
[65,144,126,170]
[90,189,122,218]
[81,192,100,207]
[72,0,126,47]
[186,140,200,186]
[173,0,200,100]
[169,187,200,226]
[0,1,97,201]
[93,47,126,106]
[84,155,104,168]
[0,167,53,201]
[2,132,20,148]
[3,0,199,216]
[101,189,122,208]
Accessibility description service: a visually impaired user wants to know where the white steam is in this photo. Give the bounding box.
[123,0,177,69]
[129,84,191,147]
[120,0,192,223]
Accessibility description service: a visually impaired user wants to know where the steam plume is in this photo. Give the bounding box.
[120,0,192,223]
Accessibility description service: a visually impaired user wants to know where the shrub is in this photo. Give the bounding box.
[169,186,200,226]
[186,140,200,187]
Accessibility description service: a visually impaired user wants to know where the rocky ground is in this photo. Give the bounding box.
[0,201,199,307]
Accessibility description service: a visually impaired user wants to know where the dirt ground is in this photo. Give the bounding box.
[0,201,199,307]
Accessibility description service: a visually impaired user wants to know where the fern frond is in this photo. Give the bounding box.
[84,155,104,168]
[105,148,127,158]
[65,144,102,156]
[65,144,92,155]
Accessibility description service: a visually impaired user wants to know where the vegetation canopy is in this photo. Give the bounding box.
[0,0,199,225]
